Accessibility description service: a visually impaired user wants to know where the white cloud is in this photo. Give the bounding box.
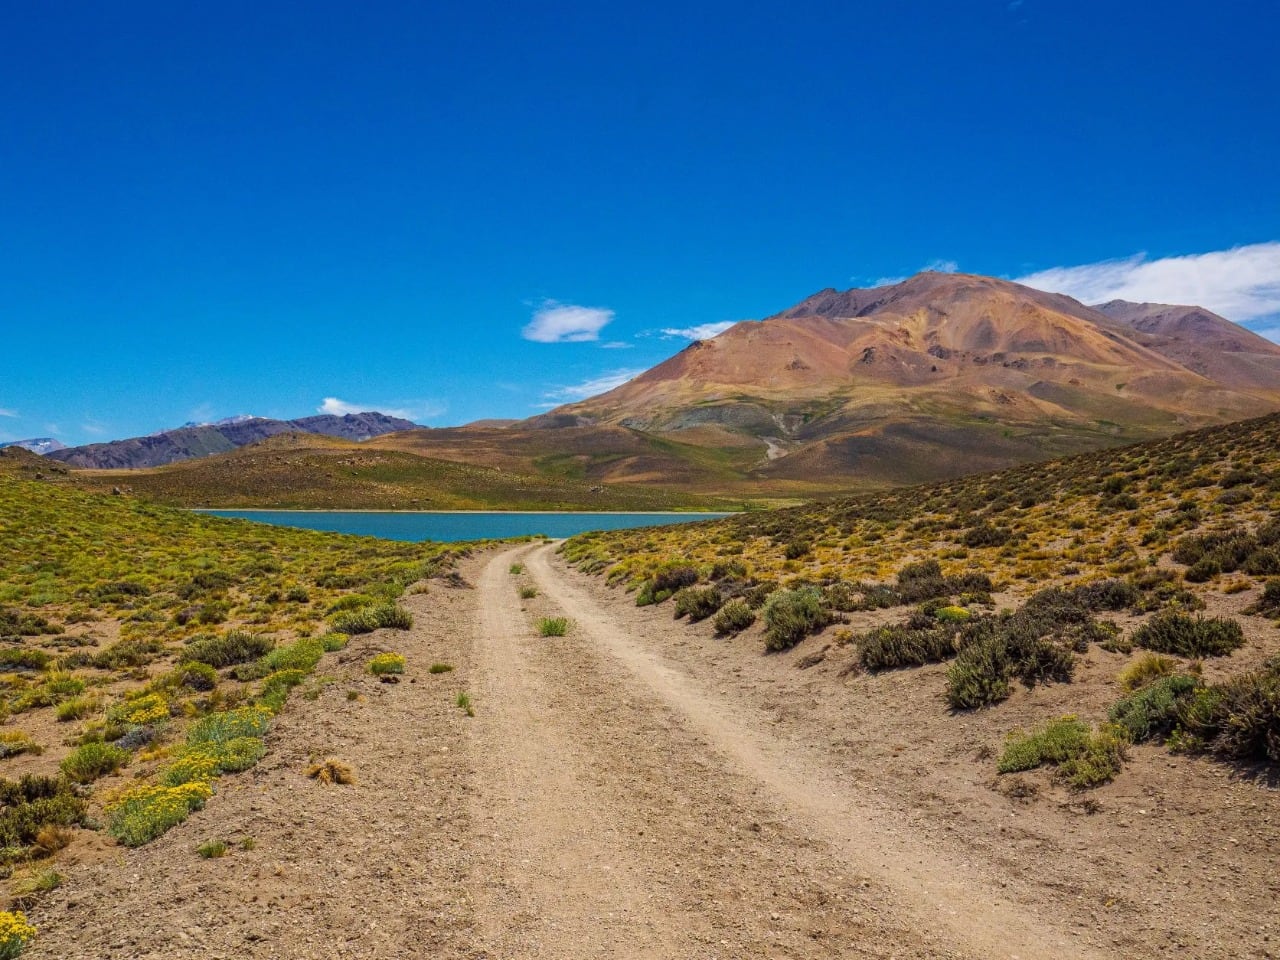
[522,300,615,343]
[1015,242,1280,322]
[869,258,959,287]
[0,408,16,418]
[600,340,634,349]
[924,259,959,273]
[543,368,645,404]
[318,397,444,422]
[80,421,107,436]
[661,320,738,341]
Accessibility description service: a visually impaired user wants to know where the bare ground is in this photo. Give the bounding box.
[22,543,1280,958]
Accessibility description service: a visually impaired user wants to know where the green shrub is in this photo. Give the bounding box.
[182,631,275,668]
[1247,579,1280,616]
[636,566,698,606]
[331,602,412,634]
[0,648,51,672]
[1175,662,1280,761]
[998,716,1127,788]
[1132,611,1245,657]
[169,661,218,692]
[0,776,86,851]
[519,586,538,599]
[187,705,272,745]
[106,782,212,847]
[762,588,831,652]
[998,716,1090,772]
[712,599,755,635]
[54,696,95,722]
[428,663,454,674]
[60,741,129,783]
[858,620,958,671]
[537,617,569,637]
[1109,674,1201,742]
[367,653,406,676]
[672,586,722,622]
[92,638,163,670]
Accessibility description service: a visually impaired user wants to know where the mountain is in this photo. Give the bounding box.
[47,412,417,469]
[0,438,67,456]
[545,272,1280,484]
[1092,299,1280,392]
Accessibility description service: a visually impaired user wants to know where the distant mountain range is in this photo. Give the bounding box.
[47,412,417,469]
[0,438,67,456]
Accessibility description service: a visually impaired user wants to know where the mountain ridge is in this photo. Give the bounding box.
[48,412,418,469]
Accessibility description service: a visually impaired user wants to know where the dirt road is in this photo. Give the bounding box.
[30,542,1220,958]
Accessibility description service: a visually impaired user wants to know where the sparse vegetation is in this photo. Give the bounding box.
[196,840,228,859]
[712,599,755,635]
[762,588,831,652]
[1132,612,1245,658]
[537,617,569,637]
[456,691,475,717]
[998,716,1128,788]
[367,653,406,676]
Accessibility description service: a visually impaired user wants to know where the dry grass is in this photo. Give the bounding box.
[306,758,356,785]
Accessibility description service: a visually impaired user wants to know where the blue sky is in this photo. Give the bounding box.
[2,1,1278,445]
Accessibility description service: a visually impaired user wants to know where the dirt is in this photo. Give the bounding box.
[22,544,1280,958]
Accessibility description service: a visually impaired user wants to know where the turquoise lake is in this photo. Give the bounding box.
[200,510,730,543]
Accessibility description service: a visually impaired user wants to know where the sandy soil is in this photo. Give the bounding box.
[22,543,1280,958]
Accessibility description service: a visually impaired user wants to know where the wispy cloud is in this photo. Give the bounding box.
[0,408,16,418]
[1015,242,1280,322]
[871,257,960,287]
[318,397,445,422]
[599,340,634,349]
[80,421,108,437]
[661,320,738,341]
[542,368,645,404]
[522,300,615,343]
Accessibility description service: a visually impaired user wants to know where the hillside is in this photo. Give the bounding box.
[47,412,417,469]
[67,432,740,511]
[552,272,1280,485]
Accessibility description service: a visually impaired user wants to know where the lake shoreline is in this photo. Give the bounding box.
[192,508,737,515]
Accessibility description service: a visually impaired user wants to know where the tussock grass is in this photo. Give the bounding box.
[537,617,569,637]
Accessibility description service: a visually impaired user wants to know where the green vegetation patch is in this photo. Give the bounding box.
[998,716,1128,788]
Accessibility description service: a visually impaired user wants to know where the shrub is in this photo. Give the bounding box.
[1247,579,1280,616]
[519,586,538,599]
[187,705,272,745]
[60,741,129,783]
[169,661,218,692]
[367,653,406,676]
[0,649,51,672]
[1118,653,1179,692]
[258,669,308,711]
[428,663,453,674]
[1109,674,1201,742]
[107,692,169,727]
[762,588,831,652]
[197,840,228,859]
[1073,579,1140,612]
[1175,662,1280,761]
[106,782,212,847]
[0,733,40,759]
[12,673,85,711]
[672,586,722,622]
[998,716,1127,788]
[509,563,524,575]
[0,910,36,959]
[92,638,163,670]
[998,716,1089,772]
[945,639,1012,709]
[636,566,698,606]
[934,605,971,622]
[895,559,950,603]
[54,697,95,722]
[962,524,1013,548]
[332,603,412,634]
[712,599,755,635]
[182,631,274,668]
[306,758,355,785]
[858,621,958,672]
[1132,611,1245,658]
[537,617,569,637]
[162,737,266,786]
[0,776,86,851]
